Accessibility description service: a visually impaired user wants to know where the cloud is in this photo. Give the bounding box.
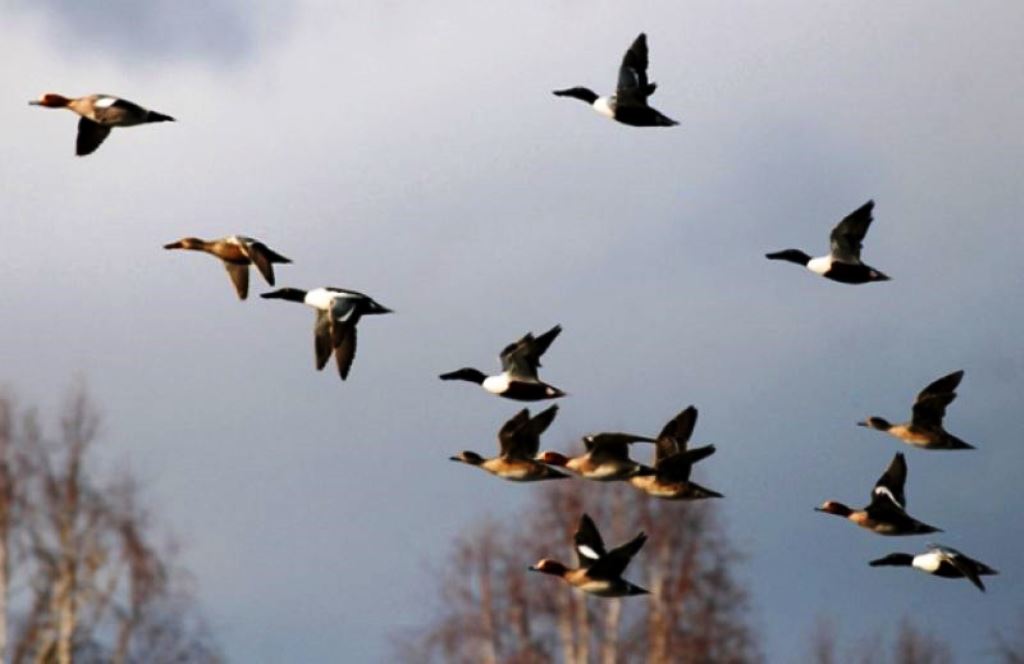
[12,0,291,63]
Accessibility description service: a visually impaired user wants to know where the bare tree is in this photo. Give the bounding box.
[0,386,220,663]
[807,615,953,664]
[395,475,759,663]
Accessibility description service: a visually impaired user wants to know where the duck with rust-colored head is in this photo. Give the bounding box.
[30,93,174,156]
[530,513,648,597]
[450,405,568,482]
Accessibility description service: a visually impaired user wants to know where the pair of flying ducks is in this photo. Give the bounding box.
[163,235,390,380]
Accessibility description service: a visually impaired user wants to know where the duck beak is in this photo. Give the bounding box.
[856,420,868,427]
[28,100,41,106]
[163,241,184,250]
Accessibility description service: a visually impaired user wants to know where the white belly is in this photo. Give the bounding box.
[592,97,615,120]
[482,373,510,394]
[806,255,833,275]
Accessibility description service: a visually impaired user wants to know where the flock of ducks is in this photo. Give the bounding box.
[28,31,997,600]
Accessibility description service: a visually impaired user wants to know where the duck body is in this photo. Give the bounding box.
[164,235,291,300]
[870,545,997,591]
[541,433,655,481]
[816,452,941,535]
[529,514,648,597]
[553,33,678,128]
[766,200,890,284]
[450,406,568,482]
[629,406,722,500]
[440,325,566,400]
[260,287,391,380]
[859,370,975,450]
[30,93,175,156]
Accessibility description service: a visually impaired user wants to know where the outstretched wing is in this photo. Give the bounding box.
[497,409,532,457]
[871,452,907,510]
[333,325,357,380]
[499,325,561,379]
[589,531,647,580]
[76,117,112,156]
[313,310,333,370]
[655,406,697,463]
[829,200,875,263]
[933,545,986,591]
[584,433,653,462]
[656,445,716,482]
[616,33,655,106]
[240,240,276,285]
[574,514,607,568]
[911,370,963,427]
[223,262,249,300]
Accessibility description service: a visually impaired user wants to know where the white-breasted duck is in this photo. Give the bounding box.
[260,287,391,380]
[816,452,941,535]
[540,432,655,482]
[439,325,566,401]
[766,200,890,284]
[450,405,568,481]
[164,235,291,300]
[859,370,974,450]
[553,33,678,127]
[529,513,648,597]
[30,93,174,156]
[870,544,997,592]
[629,406,722,500]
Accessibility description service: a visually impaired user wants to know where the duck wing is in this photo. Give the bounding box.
[223,262,249,300]
[933,545,986,591]
[829,200,875,264]
[499,325,561,379]
[584,433,654,462]
[313,310,333,370]
[589,531,647,580]
[76,118,112,156]
[574,514,607,568]
[870,452,908,510]
[498,409,532,457]
[616,33,655,106]
[655,406,697,463]
[911,370,963,427]
[240,240,284,286]
[332,325,357,380]
[656,445,716,482]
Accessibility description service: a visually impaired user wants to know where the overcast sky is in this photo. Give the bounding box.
[2,1,1023,661]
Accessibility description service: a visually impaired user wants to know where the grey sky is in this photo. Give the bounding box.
[2,1,1023,661]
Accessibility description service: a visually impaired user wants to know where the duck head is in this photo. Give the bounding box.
[29,93,71,108]
[815,500,854,518]
[553,87,599,104]
[529,559,568,577]
[858,417,892,431]
[765,249,812,266]
[438,368,487,385]
[538,451,570,467]
[260,288,307,303]
[450,451,485,466]
[163,237,205,251]
[868,553,914,567]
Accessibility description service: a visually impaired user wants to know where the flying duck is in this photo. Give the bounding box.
[870,544,997,592]
[29,93,174,156]
[163,235,291,300]
[450,405,568,481]
[529,513,648,597]
[859,370,974,450]
[629,406,722,500]
[439,325,566,401]
[540,432,655,482]
[553,33,678,127]
[816,452,941,535]
[260,287,391,380]
[766,200,890,284]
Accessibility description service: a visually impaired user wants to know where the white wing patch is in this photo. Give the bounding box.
[873,486,903,509]
[93,96,119,108]
[577,544,601,560]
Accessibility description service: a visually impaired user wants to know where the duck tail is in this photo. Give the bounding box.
[146,110,175,123]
